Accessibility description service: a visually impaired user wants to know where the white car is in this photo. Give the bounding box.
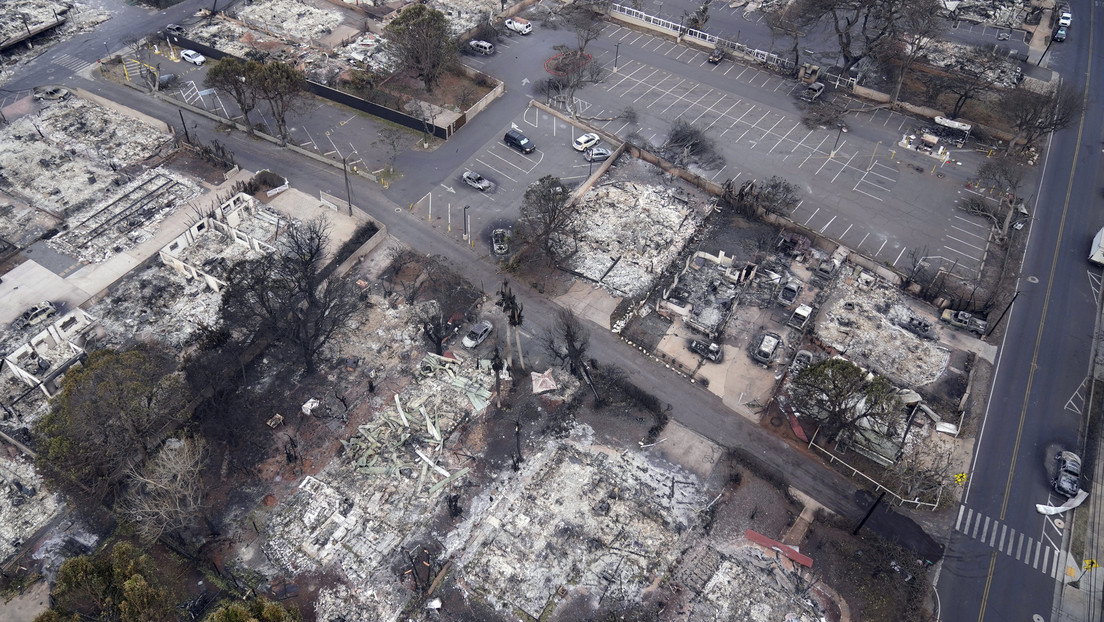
[180,49,206,65]
[462,320,493,348]
[1058,11,1072,27]
[572,133,600,152]
[505,17,532,34]
[462,170,492,191]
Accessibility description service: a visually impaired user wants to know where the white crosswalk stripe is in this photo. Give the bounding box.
[53,53,91,72]
[955,504,1067,579]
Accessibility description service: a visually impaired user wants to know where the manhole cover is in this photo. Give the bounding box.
[1033,615,1045,622]
[1054,518,1065,529]
[1027,276,1040,283]
[770,416,783,427]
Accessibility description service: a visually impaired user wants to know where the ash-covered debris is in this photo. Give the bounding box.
[87,263,221,350]
[187,20,285,59]
[232,0,343,42]
[443,433,705,619]
[661,251,743,336]
[0,0,71,44]
[557,176,708,298]
[0,452,62,567]
[948,0,1028,27]
[690,547,826,621]
[921,41,1022,88]
[815,272,950,386]
[0,96,174,220]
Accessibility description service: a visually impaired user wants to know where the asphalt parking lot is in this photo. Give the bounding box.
[554,24,992,278]
[411,105,612,253]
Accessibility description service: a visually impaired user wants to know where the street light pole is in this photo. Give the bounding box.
[830,123,846,159]
[614,43,620,71]
[103,41,109,58]
[463,205,470,242]
[341,155,353,216]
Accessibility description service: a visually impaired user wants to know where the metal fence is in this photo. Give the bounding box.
[609,4,857,90]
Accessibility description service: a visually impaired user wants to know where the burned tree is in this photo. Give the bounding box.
[412,257,480,355]
[788,357,900,442]
[498,281,526,370]
[547,308,591,379]
[1002,81,1082,155]
[722,176,800,219]
[663,119,725,169]
[118,436,208,541]
[384,4,456,92]
[220,217,358,373]
[34,345,192,507]
[794,0,908,73]
[517,175,572,255]
[764,2,806,69]
[972,157,1028,236]
[684,0,712,31]
[882,0,943,106]
[939,47,1008,119]
[541,0,609,114]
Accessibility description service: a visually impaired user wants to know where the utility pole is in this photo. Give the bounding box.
[984,289,1019,338]
[830,123,846,158]
[852,491,885,535]
[341,155,353,216]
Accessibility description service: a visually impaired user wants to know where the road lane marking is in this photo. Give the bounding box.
[1033,539,1041,568]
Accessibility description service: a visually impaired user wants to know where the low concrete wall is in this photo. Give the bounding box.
[76,87,170,133]
[158,93,380,183]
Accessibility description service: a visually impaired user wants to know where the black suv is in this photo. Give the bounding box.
[504,129,535,154]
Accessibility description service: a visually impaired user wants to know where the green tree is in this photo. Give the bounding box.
[384,4,456,92]
[35,345,191,506]
[206,598,302,622]
[35,542,174,622]
[253,62,305,142]
[204,57,263,135]
[787,357,900,442]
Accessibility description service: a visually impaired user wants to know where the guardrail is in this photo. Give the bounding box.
[808,435,941,511]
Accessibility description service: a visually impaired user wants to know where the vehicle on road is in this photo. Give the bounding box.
[940,309,987,335]
[800,82,825,102]
[689,340,723,362]
[751,332,781,365]
[14,301,57,330]
[504,129,535,154]
[462,320,493,348]
[1053,451,1081,497]
[1058,11,1072,27]
[1054,27,1067,42]
[462,170,492,191]
[180,50,206,65]
[707,47,724,64]
[505,17,532,34]
[468,40,495,55]
[572,133,601,151]
[584,146,612,162]
[1092,227,1104,265]
[492,229,509,255]
[165,23,186,36]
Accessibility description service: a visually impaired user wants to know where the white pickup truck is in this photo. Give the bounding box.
[1090,227,1104,265]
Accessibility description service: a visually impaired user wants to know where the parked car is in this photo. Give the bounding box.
[468,40,495,55]
[462,170,492,191]
[689,339,723,362]
[707,47,724,64]
[505,17,532,34]
[584,146,612,162]
[1053,451,1081,497]
[504,129,535,154]
[180,49,206,65]
[572,132,601,152]
[1054,27,1067,42]
[13,301,57,330]
[778,280,801,306]
[492,229,510,255]
[462,320,494,348]
[165,23,186,36]
[940,309,988,335]
[751,332,781,365]
[1058,11,1072,27]
[790,350,814,375]
[800,82,825,102]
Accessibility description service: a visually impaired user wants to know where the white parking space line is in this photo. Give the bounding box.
[944,234,987,252]
[646,77,685,107]
[704,101,741,131]
[473,158,518,184]
[631,71,668,103]
[840,223,853,239]
[627,33,645,45]
[769,123,801,153]
[710,165,727,181]
[949,224,987,241]
[690,93,726,124]
[622,69,661,101]
[876,239,889,257]
[858,232,870,247]
[734,66,749,80]
[802,207,821,227]
[484,149,541,174]
[758,117,784,144]
[723,64,736,76]
[893,246,908,267]
[675,47,692,60]
[819,215,837,234]
[617,29,634,41]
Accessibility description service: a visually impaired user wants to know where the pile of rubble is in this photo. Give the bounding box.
[921,40,1022,88]
[689,546,826,621]
[0,0,71,43]
[188,20,285,58]
[231,0,343,43]
[815,274,950,386]
[557,181,706,298]
[87,263,221,350]
[262,354,494,617]
[0,97,173,219]
[0,453,62,566]
[949,0,1028,28]
[443,431,706,618]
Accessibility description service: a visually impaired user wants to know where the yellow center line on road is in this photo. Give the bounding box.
[977,552,999,621]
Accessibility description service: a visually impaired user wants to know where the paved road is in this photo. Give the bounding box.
[935,0,1104,619]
